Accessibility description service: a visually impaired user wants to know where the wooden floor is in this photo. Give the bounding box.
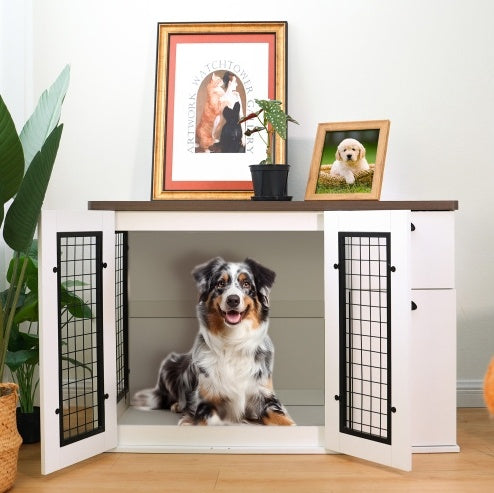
[11,408,494,492]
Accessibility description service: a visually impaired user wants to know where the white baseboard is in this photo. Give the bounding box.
[457,379,485,407]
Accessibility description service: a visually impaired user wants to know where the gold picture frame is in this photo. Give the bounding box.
[152,21,287,200]
[305,120,390,201]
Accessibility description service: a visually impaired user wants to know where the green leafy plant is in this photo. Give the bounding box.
[239,98,298,164]
[2,241,93,413]
[0,65,70,382]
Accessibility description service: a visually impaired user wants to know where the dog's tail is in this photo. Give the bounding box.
[131,388,159,410]
[131,387,175,411]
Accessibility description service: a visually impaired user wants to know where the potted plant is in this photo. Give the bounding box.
[0,65,69,491]
[239,98,298,200]
[2,241,92,443]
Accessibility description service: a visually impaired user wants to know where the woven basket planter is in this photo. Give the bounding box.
[0,383,23,492]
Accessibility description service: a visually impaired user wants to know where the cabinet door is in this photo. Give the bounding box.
[39,210,117,474]
[410,211,455,289]
[411,289,457,450]
[324,211,412,471]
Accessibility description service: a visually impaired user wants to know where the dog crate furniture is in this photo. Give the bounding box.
[38,200,458,474]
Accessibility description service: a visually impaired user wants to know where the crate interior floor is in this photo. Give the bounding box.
[120,404,324,426]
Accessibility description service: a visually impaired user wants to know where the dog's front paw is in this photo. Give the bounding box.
[262,411,296,426]
[178,414,195,426]
[170,402,183,413]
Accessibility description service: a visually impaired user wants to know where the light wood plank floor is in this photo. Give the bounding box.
[11,408,494,492]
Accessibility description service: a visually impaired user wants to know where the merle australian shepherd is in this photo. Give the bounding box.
[132,257,294,426]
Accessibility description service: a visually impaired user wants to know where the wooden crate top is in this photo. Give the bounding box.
[88,200,458,212]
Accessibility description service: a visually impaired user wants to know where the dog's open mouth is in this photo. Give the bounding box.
[221,309,245,325]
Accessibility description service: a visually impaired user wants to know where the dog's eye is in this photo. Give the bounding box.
[216,279,226,288]
[242,281,251,289]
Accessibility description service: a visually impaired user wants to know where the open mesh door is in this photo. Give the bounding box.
[39,211,117,474]
[324,211,411,471]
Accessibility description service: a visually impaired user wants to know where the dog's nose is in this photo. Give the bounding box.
[346,154,353,160]
[226,295,240,308]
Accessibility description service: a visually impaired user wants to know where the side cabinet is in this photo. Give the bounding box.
[410,211,458,452]
[38,204,457,474]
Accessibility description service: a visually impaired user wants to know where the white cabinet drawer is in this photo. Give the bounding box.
[411,289,457,449]
[410,211,455,289]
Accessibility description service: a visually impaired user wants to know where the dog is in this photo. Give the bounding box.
[132,257,295,426]
[329,138,369,184]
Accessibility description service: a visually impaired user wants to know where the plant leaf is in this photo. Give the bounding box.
[13,292,38,324]
[0,95,24,226]
[20,332,39,348]
[61,280,87,289]
[254,99,299,140]
[6,348,39,371]
[61,356,93,376]
[19,65,70,169]
[7,323,23,351]
[7,249,38,291]
[60,287,93,319]
[238,109,263,124]
[244,126,266,136]
[3,124,63,252]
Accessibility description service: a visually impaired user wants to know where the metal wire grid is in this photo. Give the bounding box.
[115,231,129,402]
[338,232,392,444]
[57,232,105,446]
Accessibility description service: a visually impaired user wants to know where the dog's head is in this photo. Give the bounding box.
[336,138,366,164]
[192,257,275,333]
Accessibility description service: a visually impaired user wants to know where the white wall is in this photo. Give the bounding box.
[0,0,31,290]
[2,0,494,390]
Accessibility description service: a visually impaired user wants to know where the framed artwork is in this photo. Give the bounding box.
[305,120,390,201]
[152,21,287,200]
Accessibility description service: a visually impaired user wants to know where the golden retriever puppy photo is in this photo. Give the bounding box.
[329,138,369,184]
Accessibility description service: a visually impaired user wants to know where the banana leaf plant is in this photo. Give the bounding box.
[2,241,93,413]
[0,65,70,382]
[238,98,298,164]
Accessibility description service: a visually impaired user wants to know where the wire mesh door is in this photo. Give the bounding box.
[337,232,392,445]
[115,231,129,402]
[56,232,106,446]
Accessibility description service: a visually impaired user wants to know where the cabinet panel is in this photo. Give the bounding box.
[410,212,455,289]
[411,289,457,449]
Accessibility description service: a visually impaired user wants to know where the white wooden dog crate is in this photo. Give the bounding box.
[38,200,458,474]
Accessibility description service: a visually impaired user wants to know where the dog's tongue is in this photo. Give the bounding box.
[226,311,242,325]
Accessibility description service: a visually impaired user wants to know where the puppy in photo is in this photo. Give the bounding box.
[132,257,295,426]
[330,138,369,184]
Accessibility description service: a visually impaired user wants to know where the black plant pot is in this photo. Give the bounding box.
[16,406,41,444]
[249,164,292,201]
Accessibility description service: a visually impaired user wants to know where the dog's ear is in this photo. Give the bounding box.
[244,258,276,306]
[192,257,225,298]
[335,146,342,161]
[359,142,366,160]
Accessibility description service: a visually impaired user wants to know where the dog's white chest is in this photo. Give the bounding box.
[198,345,262,421]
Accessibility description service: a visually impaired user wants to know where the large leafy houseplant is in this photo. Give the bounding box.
[0,65,70,383]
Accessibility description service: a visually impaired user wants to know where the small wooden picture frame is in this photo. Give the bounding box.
[305,120,390,201]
